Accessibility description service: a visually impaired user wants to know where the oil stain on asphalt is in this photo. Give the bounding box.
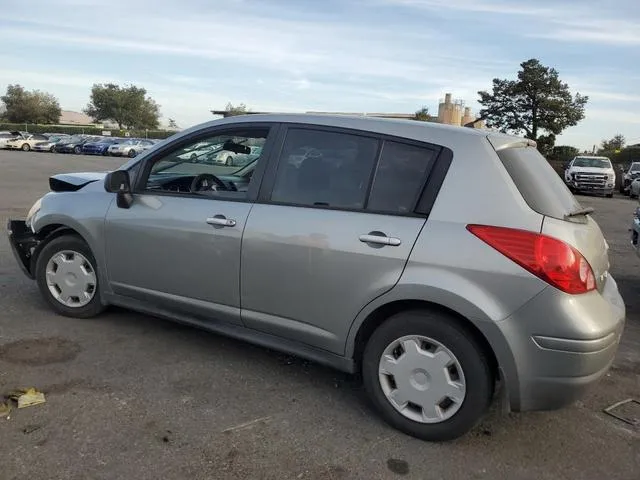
[0,337,81,365]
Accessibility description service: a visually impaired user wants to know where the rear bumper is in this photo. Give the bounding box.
[487,276,625,412]
[7,220,38,279]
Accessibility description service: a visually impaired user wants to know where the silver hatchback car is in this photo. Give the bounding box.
[8,114,625,441]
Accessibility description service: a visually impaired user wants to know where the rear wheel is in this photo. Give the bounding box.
[49,146,55,152]
[74,145,82,154]
[362,310,493,441]
[128,149,136,158]
[22,143,30,151]
[35,235,105,318]
[606,193,613,198]
[225,156,233,166]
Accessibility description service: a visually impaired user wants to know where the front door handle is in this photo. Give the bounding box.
[359,233,402,246]
[206,215,236,227]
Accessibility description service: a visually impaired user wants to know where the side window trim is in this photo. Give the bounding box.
[258,122,448,218]
[132,122,281,203]
[414,146,453,216]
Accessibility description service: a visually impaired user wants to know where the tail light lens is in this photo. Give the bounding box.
[467,225,596,294]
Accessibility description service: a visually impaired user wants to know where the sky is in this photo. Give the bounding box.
[1,0,639,149]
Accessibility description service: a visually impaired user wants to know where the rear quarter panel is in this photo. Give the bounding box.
[346,134,547,387]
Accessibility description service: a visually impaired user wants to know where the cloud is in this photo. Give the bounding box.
[377,0,561,17]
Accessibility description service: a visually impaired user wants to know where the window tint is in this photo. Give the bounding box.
[498,146,581,220]
[367,141,436,214]
[142,127,270,199]
[271,128,379,209]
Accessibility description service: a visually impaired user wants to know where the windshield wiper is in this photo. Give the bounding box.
[565,206,594,219]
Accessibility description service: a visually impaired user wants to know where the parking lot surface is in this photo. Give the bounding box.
[1,151,638,480]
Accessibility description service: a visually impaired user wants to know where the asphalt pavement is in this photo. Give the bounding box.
[0,151,638,480]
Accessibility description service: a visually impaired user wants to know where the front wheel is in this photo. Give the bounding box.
[362,310,493,442]
[35,235,105,318]
[22,143,30,151]
[225,156,233,166]
[74,146,82,154]
[128,149,136,158]
[606,193,614,198]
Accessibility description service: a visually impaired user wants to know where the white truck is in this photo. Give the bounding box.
[564,155,615,198]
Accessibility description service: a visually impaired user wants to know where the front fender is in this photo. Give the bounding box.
[32,190,116,296]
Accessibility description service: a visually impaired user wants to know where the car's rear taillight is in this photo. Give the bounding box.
[467,225,596,294]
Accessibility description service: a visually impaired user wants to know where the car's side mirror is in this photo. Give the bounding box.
[104,170,133,209]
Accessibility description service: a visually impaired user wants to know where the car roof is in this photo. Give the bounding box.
[180,113,525,151]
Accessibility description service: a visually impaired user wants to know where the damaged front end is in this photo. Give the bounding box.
[7,220,40,279]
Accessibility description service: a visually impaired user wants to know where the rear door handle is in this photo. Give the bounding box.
[359,233,402,246]
[206,215,236,227]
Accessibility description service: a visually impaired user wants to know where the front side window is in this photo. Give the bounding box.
[141,127,270,198]
[270,128,379,209]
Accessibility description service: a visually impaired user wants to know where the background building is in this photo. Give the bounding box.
[211,92,485,128]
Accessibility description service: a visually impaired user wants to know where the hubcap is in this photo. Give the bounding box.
[45,250,97,308]
[378,335,466,423]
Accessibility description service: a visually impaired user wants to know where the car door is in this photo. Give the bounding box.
[240,125,441,353]
[104,123,278,326]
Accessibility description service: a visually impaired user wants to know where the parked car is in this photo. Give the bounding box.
[82,137,123,156]
[210,144,263,166]
[564,155,615,197]
[32,135,69,153]
[7,114,625,442]
[54,135,100,154]
[108,138,156,157]
[4,133,50,151]
[0,131,26,149]
[620,161,640,195]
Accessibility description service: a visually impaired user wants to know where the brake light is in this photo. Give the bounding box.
[467,225,596,294]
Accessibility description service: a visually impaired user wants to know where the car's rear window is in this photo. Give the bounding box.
[497,146,581,220]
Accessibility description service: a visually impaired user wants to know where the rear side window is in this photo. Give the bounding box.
[498,146,580,219]
[270,128,379,209]
[367,141,437,214]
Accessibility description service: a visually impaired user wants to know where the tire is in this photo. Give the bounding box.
[362,310,493,442]
[128,149,136,158]
[22,143,30,151]
[606,193,613,198]
[50,146,55,153]
[225,156,233,166]
[74,146,82,154]
[35,235,105,318]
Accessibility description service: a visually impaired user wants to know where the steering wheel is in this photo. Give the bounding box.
[189,173,228,193]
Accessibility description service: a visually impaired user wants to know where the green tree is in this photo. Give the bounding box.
[413,106,434,122]
[1,84,61,124]
[549,145,580,163]
[224,102,249,116]
[478,59,588,145]
[84,83,160,130]
[600,134,625,152]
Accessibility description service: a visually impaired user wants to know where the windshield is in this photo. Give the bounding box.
[150,134,261,174]
[573,157,612,168]
[630,163,640,172]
